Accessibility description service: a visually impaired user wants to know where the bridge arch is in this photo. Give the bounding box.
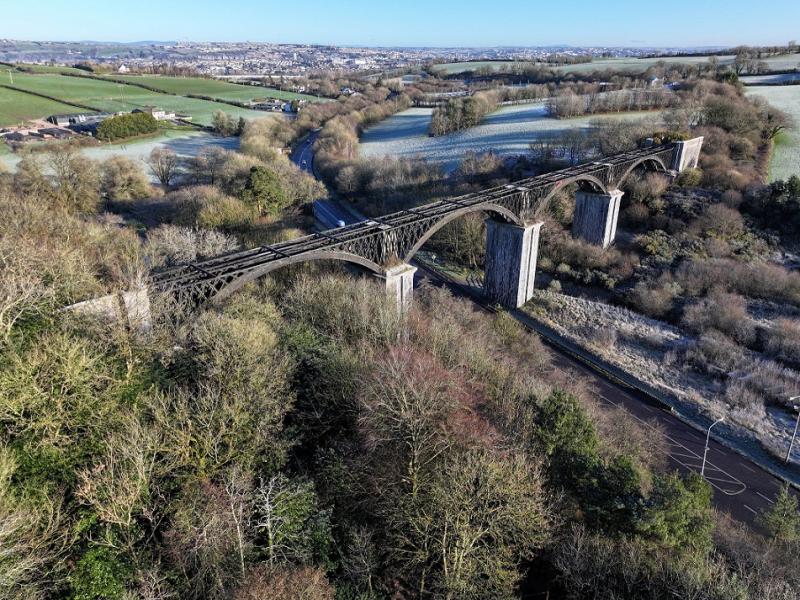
[537,174,609,212]
[614,155,670,188]
[210,250,384,303]
[401,202,524,262]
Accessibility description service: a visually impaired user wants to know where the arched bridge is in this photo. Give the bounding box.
[69,138,700,329]
[150,139,702,313]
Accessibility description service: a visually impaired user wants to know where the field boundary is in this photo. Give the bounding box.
[59,72,307,112]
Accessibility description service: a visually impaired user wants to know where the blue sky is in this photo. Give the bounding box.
[2,0,798,47]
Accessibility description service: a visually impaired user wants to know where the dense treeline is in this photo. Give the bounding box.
[2,159,800,596]
[546,88,677,118]
[428,90,499,136]
[96,112,159,141]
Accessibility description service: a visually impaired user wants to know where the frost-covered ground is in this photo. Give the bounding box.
[524,290,800,471]
[358,104,661,172]
[0,130,239,181]
[741,73,800,84]
[746,86,800,181]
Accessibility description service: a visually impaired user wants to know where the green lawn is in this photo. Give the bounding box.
[5,73,279,126]
[0,85,88,126]
[746,86,800,181]
[110,74,325,103]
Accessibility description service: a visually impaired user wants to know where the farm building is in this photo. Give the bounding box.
[132,106,176,121]
[48,113,98,127]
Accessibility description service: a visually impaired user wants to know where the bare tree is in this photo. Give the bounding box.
[147,148,179,187]
[0,248,50,343]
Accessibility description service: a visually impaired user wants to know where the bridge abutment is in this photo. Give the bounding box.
[381,263,417,313]
[483,220,543,309]
[672,136,704,172]
[572,189,623,248]
[64,288,152,332]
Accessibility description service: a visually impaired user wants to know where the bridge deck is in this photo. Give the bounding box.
[152,144,676,293]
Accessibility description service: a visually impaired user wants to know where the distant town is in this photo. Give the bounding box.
[0,39,725,76]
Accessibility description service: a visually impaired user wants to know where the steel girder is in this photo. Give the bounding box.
[152,143,678,303]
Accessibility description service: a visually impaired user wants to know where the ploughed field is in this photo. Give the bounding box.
[1,73,276,126]
[108,74,324,103]
[358,103,662,171]
[746,85,800,181]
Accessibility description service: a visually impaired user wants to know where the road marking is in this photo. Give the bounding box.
[756,491,775,504]
[595,393,746,496]
[743,504,758,515]
[739,461,757,473]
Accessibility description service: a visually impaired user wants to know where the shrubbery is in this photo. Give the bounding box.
[96,112,158,142]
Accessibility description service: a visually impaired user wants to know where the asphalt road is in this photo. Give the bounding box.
[413,261,797,526]
[290,129,320,175]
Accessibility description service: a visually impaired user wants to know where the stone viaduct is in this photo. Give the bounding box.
[71,138,703,328]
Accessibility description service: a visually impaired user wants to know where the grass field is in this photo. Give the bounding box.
[0,130,239,174]
[746,85,800,181]
[110,74,325,103]
[434,54,800,76]
[0,85,87,126]
[359,103,662,171]
[3,73,277,126]
[741,73,800,84]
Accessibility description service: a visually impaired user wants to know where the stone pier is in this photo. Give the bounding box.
[572,189,623,248]
[483,220,543,309]
[381,263,417,313]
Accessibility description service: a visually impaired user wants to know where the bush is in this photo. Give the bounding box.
[676,168,702,187]
[681,290,756,345]
[765,319,800,367]
[629,276,682,318]
[96,112,158,142]
[676,258,800,305]
[170,185,255,230]
[145,225,238,268]
[100,156,151,201]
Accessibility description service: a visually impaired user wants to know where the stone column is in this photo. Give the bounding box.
[572,189,623,248]
[483,220,543,309]
[381,263,417,313]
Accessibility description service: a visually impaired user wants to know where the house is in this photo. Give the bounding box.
[253,100,285,112]
[118,64,130,74]
[133,106,176,121]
